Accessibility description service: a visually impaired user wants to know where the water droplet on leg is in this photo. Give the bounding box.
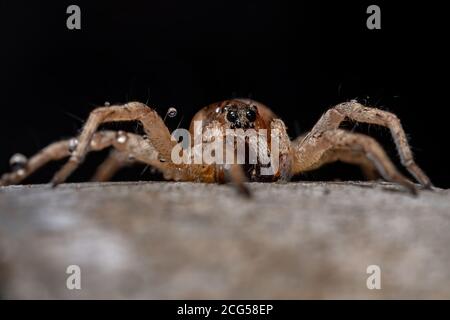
[68,138,79,153]
[9,153,28,171]
[116,131,128,144]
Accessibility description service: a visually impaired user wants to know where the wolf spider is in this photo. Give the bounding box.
[0,99,432,195]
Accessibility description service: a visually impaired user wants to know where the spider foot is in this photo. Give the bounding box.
[51,158,80,187]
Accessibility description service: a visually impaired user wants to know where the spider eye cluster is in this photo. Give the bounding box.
[224,104,258,129]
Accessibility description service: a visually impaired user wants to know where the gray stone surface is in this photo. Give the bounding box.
[0,181,449,299]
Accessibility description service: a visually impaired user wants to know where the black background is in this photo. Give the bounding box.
[0,1,448,187]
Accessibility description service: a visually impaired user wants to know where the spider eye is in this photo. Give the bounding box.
[246,109,256,122]
[226,110,238,123]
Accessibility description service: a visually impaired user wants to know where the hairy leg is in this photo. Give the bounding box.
[292,129,417,193]
[51,102,175,185]
[1,140,72,186]
[0,131,160,186]
[315,148,380,180]
[90,150,134,182]
[308,100,431,187]
[223,164,251,197]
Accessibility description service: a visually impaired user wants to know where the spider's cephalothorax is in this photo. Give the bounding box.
[0,99,432,196]
[188,99,285,184]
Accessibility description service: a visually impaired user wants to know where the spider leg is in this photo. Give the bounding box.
[292,129,418,194]
[317,148,380,180]
[51,102,175,186]
[90,150,132,182]
[1,139,71,186]
[221,164,251,197]
[308,100,432,187]
[91,130,177,182]
[0,131,161,186]
[292,134,380,179]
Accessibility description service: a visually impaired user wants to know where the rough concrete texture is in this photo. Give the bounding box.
[0,181,449,299]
